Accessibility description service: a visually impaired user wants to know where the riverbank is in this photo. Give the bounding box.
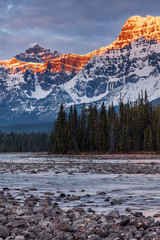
[1,153,160,174]
[1,153,160,239]
[48,153,160,160]
[0,190,160,240]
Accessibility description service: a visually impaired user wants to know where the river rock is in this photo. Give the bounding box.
[0,224,9,238]
[74,232,87,239]
[15,236,25,240]
[59,193,66,198]
[37,229,52,240]
[119,216,130,226]
[141,232,159,240]
[39,198,51,206]
[67,196,81,201]
[0,214,6,224]
[107,210,119,219]
[88,235,103,240]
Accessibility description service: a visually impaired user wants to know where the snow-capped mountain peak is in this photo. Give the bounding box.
[0,15,160,125]
[15,44,61,63]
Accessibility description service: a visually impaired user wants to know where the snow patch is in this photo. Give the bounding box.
[27,74,52,100]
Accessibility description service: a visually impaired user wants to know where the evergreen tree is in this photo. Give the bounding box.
[108,103,116,152]
[52,103,67,153]
[78,103,87,152]
[69,105,79,153]
[86,105,95,152]
[48,90,160,154]
[156,107,160,151]
[99,102,108,152]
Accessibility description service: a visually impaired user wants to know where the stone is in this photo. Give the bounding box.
[141,232,159,240]
[97,192,106,195]
[39,198,51,206]
[3,187,10,191]
[119,216,130,226]
[88,235,102,240]
[15,236,25,240]
[125,207,132,212]
[75,232,87,239]
[37,229,52,240]
[59,193,66,198]
[0,225,9,238]
[107,210,119,219]
[68,196,81,201]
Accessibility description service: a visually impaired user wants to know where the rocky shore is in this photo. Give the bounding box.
[0,190,160,240]
[1,153,160,239]
[0,153,160,174]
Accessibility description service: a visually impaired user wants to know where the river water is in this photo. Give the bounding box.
[0,153,160,217]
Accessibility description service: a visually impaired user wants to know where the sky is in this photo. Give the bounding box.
[0,0,160,59]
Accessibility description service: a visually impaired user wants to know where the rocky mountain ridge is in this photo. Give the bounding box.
[0,15,160,126]
[15,44,61,63]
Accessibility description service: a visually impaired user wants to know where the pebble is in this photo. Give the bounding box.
[2,154,160,175]
[0,225,9,238]
[15,236,25,240]
[1,155,160,239]
[0,191,159,240]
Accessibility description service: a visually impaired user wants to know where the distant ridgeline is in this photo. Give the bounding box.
[50,90,160,154]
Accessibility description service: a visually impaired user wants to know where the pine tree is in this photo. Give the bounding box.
[148,125,154,151]
[108,102,116,152]
[78,103,87,152]
[156,107,160,151]
[53,103,67,153]
[69,105,79,153]
[86,105,95,152]
[119,126,128,152]
[99,102,108,152]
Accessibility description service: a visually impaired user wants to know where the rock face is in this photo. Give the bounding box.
[64,37,160,106]
[15,44,61,63]
[0,15,160,125]
[111,15,160,49]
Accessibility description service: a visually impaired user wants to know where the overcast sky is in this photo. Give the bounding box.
[0,0,160,59]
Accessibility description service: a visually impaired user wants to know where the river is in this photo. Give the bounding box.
[0,153,160,217]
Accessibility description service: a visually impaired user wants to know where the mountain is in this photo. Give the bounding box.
[64,37,160,107]
[0,15,160,128]
[15,44,61,63]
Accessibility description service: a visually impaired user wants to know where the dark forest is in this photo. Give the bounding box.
[50,91,160,154]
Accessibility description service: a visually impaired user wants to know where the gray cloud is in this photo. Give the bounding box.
[0,0,160,59]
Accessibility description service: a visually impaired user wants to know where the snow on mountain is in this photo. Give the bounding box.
[0,15,160,125]
[25,74,52,100]
[63,37,160,105]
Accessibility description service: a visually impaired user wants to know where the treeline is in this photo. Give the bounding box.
[0,132,50,152]
[50,90,160,154]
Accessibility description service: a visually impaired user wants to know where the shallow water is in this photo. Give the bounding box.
[0,153,160,216]
[0,152,160,164]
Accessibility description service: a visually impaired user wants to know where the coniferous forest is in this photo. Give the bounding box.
[0,132,50,152]
[1,91,160,153]
[50,91,160,154]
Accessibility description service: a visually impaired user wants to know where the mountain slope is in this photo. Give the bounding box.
[64,37,160,105]
[0,15,160,126]
[2,15,160,75]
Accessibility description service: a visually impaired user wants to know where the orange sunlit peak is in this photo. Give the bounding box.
[9,57,20,64]
[0,15,160,75]
[127,15,144,21]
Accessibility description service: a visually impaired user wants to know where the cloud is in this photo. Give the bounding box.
[0,0,160,59]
